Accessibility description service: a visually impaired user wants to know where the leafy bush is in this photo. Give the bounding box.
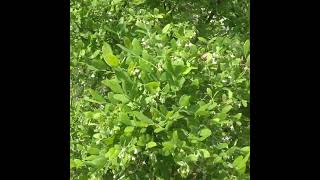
[71,0,250,179]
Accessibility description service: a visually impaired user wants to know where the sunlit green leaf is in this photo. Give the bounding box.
[113,94,130,103]
[146,141,157,149]
[162,24,171,34]
[179,95,190,107]
[199,128,212,141]
[102,79,123,93]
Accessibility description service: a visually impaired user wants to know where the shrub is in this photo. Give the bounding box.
[70,0,250,179]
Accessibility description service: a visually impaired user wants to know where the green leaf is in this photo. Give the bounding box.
[104,54,120,67]
[213,118,220,123]
[105,145,121,161]
[107,92,118,104]
[162,24,171,34]
[162,141,175,156]
[113,94,130,103]
[118,112,133,126]
[195,103,210,116]
[221,105,232,114]
[132,111,153,124]
[199,149,210,158]
[94,113,103,120]
[197,37,207,43]
[234,113,242,120]
[116,44,135,55]
[137,135,151,146]
[112,0,123,5]
[83,97,105,105]
[187,133,200,143]
[241,146,250,153]
[179,95,190,107]
[244,40,250,56]
[123,37,132,48]
[186,154,198,162]
[233,156,244,167]
[90,50,101,59]
[207,88,212,97]
[217,143,229,149]
[135,21,146,29]
[182,67,196,75]
[87,147,100,155]
[172,130,180,144]
[242,100,248,107]
[71,159,83,169]
[124,126,135,134]
[208,102,217,110]
[132,0,145,5]
[146,141,157,149]
[87,89,106,103]
[244,152,250,162]
[132,38,142,55]
[154,127,165,133]
[103,136,115,145]
[139,58,152,73]
[86,156,107,169]
[145,81,160,93]
[142,50,152,61]
[191,79,199,88]
[102,42,113,56]
[155,14,163,18]
[102,79,123,93]
[199,128,212,141]
[233,153,249,174]
[178,77,186,89]
[136,121,149,128]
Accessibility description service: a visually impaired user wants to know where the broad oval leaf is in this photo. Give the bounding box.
[186,154,198,162]
[162,24,171,34]
[199,128,212,141]
[132,111,153,124]
[244,40,250,56]
[113,94,130,103]
[132,38,142,55]
[154,127,165,133]
[124,126,135,134]
[200,149,210,158]
[102,79,123,94]
[146,141,157,149]
[102,42,113,57]
[104,54,120,67]
[221,105,232,114]
[179,95,190,107]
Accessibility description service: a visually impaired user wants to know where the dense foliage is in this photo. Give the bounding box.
[70,0,250,179]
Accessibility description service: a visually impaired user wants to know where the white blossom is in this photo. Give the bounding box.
[185,42,193,47]
[118,153,124,158]
[230,125,234,131]
[134,149,139,154]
